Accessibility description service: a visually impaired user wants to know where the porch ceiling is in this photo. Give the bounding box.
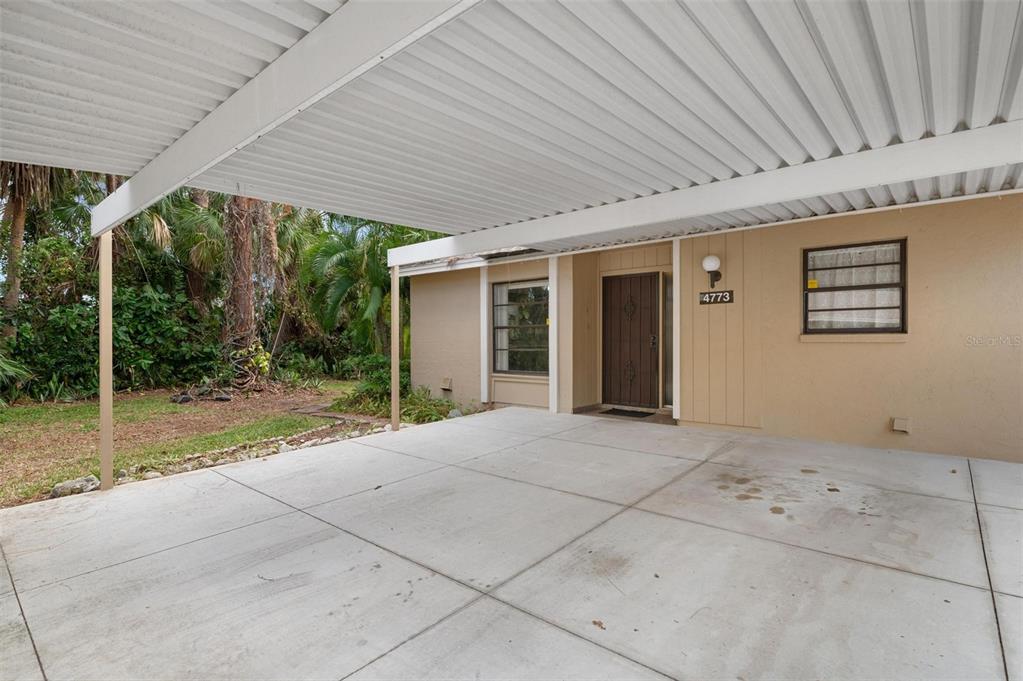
[1,1,1021,257]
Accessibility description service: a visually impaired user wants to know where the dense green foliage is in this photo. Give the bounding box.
[0,166,452,409]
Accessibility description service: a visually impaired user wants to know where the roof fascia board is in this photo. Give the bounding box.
[396,187,1023,276]
[388,121,1023,267]
[90,0,482,236]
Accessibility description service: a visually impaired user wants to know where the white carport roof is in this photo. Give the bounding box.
[1,0,1022,269]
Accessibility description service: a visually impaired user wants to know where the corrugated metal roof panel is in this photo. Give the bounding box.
[188,0,1022,236]
[0,0,343,175]
[1,0,1020,250]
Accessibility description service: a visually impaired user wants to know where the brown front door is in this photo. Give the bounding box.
[602,273,659,408]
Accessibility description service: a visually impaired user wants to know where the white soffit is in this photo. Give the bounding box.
[0,0,345,176]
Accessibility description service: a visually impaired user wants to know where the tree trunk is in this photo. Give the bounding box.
[185,188,211,314]
[1,194,27,336]
[254,200,277,334]
[189,188,209,209]
[224,195,256,350]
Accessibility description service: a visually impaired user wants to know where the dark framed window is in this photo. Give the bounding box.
[493,279,549,374]
[803,239,907,334]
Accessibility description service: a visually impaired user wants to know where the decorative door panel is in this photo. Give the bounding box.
[602,273,659,408]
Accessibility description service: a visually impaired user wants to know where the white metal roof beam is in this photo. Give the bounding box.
[388,120,1023,267]
[90,0,481,236]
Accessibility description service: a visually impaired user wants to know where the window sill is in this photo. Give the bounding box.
[492,373,549,383]
[799,333,908,344]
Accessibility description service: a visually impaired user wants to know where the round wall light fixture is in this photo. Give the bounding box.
[702,254,722,289]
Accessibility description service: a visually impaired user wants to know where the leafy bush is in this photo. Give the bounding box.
[275,343,327,379]
[400,386,458,423]
[19,236,92,309]
[0,348,30,406]
[329,354,457,423]
[10,285,223,400]
[331,385,457,424]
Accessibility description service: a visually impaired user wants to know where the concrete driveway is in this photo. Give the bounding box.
[2,407,1019,680]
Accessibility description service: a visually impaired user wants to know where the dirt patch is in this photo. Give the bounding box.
[770,506,785,515]
[0,387,355,506]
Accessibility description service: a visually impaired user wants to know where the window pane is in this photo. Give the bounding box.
[807,288,901,311]
[509,349,549,373]
[494,349,549,373]
[807,308,901,330]
[499,326,548,350]
[498,304,547,327]
[810,263,900,288]
[506,285,548,305]
[493,280,549,373]
[807,242,901,269]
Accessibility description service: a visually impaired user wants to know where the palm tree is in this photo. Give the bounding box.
[307,216,434,354]
[0,162,67,334]
[173,189,225,313]
[266,205,321,353]
[223,195,257,348]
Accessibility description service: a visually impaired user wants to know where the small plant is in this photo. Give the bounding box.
[0,349,30,407]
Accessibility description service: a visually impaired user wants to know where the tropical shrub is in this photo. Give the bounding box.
[0,347,30,406]
[11,285,223,399]
[330,354,458,423]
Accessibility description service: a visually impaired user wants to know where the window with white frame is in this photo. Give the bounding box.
[493,279,549,374]
[803,239,907,333]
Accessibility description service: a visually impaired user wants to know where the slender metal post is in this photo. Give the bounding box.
[390,265,400,431]
[99,231,114,490]
[672,238,681,422]
[547,256,558,414]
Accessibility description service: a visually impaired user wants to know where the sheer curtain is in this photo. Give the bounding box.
[806,242,903,330]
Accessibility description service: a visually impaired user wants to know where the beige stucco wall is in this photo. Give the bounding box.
[409,268,481,406]
[680,195,1023,462]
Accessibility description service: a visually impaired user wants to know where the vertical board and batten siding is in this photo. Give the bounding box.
[599,244,672,273]
[680,231,763,428]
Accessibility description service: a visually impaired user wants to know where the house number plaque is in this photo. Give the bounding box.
[699,290,734,305]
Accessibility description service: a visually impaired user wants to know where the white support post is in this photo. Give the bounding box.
[548,256,559,414]
[99,231,113,490]
[391,265,400,432]
[671,238,681,422]
[479,265,489,403]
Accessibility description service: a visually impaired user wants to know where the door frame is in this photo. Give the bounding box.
[598,269,665,410]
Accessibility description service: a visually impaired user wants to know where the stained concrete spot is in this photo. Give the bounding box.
[827,487,840,492]
[734,477,752,485]
[800,469,818,474]
[950,469,957,474]
[717,484,730,490]
[770,506,785,514]
[746,487,761,494]
[735,493,763,501]
[592,619,606,630]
